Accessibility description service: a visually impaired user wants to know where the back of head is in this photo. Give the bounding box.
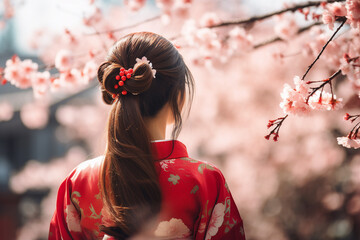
[97,32,194,238]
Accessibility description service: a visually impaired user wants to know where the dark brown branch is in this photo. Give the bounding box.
[305,69,341,102]
[254,22,321,49]
[344,113,360,139]
[349,120,360,139]
[301,17,347,80]
[209,0,345,29]
[265,114,288,141]
[86,15,161,35]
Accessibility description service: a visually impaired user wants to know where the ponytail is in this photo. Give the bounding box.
[98,60,161,238]
[97,32,194,238]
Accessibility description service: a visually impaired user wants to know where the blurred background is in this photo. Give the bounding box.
[1,0,360,239]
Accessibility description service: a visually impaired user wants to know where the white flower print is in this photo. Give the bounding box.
[102,234,112,240]
[159,159,175,172]
[154,218,191,238]
[205,203,226,240]
[65,203,81,232]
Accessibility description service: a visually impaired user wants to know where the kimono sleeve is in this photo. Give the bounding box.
[49,172,84,240]
[194,163,246,240]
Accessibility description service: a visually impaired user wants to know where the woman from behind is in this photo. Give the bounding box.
[49,32,246,240]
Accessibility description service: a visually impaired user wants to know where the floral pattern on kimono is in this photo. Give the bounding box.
[49,140,245,240]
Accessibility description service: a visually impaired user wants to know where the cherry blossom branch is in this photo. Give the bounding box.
[86,15,161,35]
[265,16,346,142]
[265,115,288,141]
[209,0,345,29]
[265,69,343,142]
[305,69,341,103]
[253,22,321,49]
[301,17,347,80]
[344,113,360,139]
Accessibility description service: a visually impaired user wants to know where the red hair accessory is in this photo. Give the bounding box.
[111,57,155,99]
[112,67,132,99]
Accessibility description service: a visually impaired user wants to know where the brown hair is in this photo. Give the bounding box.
[97,32,194,238]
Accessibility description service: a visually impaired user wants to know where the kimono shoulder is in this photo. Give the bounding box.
[155,157,246,240]
[49,156,105,240]
[67,156,104,189]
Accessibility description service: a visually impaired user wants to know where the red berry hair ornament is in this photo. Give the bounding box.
[111,56,156,99]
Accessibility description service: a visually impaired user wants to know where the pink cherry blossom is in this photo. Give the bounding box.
[156,0,174,12]
[125,0,146,11]
[337,136,360,149]
[340,57,352,75]
[199,12,221,27]
[55,50,74,71]
[181,19,198,45]
[20,102,49,129]
[308,91,343,111]
[135,57,156,77]
[322,10,335,30]
[0,101,14,121]
[194,28,222,59]
[340,55,360,86]
[58,68,82,88]
[82,60,97,83]
[279,76,312,116]
[82,6,102,26]
[32,71,50,98]
[274,14,299,40]
[4,56,38,89]
[172,0,191,19]
[3,0,14,19]
[228,27,253,52]
[328,2,347,16]
[50,78,61,92]
[346,0,360,29]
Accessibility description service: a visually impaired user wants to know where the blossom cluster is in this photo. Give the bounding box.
[2,53,97,99]
[181,13,253,67]
[320,0,360,30]
[279,76,343,116]
[266,0,360,148]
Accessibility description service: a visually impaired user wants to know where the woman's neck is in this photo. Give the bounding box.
[144,117,167,141]
[144,104,172,141]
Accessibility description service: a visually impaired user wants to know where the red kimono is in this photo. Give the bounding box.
[49,140,245,240]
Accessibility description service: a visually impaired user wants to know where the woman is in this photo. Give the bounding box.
[49,32,245,240]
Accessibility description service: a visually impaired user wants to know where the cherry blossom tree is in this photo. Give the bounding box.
[2,0,360,239]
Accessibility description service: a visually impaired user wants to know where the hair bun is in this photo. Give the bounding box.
[97,60,155,102]
[97,62,123,104]
[125,60,154,95]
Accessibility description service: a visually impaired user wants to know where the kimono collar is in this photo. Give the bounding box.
[151,140,188,160]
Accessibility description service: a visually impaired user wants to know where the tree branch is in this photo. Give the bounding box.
[253,22,321,49]
[209,0,345,29]
[86,15,161,35]
[305,69,341,103]
[301,17,347,80]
